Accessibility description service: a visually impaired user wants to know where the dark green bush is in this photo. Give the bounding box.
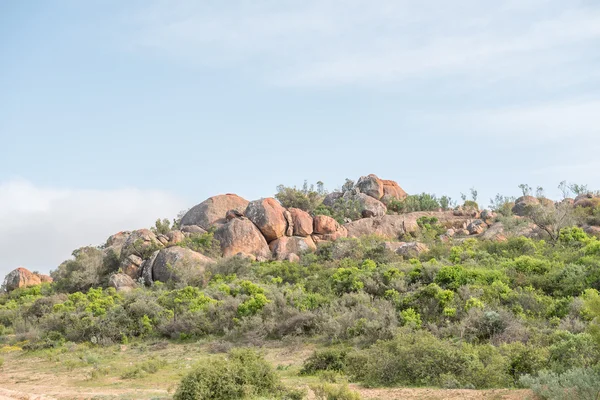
[301,348,348,375]
[174,348,294,400]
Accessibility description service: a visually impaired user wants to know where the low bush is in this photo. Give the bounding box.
[520,367,600,400]
[301,348,348,375]
[311,382,361,400]
[174,348,296,400]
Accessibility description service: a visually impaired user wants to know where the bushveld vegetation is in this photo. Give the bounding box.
[3,181,600,399]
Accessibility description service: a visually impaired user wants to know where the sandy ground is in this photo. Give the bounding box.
[0,342,535,400]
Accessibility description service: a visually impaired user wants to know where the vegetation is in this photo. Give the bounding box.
[4,179,600,398]
[275,181,327,213]
[174,348,302,400]
[387,193,453,213]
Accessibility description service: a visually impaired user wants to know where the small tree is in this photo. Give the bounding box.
[570,183,590,196]
[469,187,478,202]
[524,201,578,242]
[518,184,532,197]
[558,181,570,199]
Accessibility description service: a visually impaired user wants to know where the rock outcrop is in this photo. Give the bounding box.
[289,208,313,237]
[214,217,271,260]
[381,179,408,203]
[269,236,317,260]
[395,242,429,258]
[181,225,207,235]
[151,247,214,284]
[120,229,163,260]
[120,254,143,279]
[350,192,387,218]
[512,196,540,216]
[355,174,384,200]
[108,273,136,292]
[2,267,50,292]
[344,211,473,240]
[245,198,288,242]
[180,194,249,230]
[323,192,343,207]
[313,215,348,242]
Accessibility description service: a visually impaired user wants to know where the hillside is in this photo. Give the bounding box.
[2,173,600,400]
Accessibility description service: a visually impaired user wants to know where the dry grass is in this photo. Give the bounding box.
[0,339,533,400]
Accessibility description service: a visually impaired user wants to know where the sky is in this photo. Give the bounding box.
[1,0,600,278]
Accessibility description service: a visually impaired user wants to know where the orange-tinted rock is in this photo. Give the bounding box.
[167,230,185,245]
[245,198,288,242]
[289,208,313,237]
[269,236,317,260]
[152,247,214,284]
[181,194,249,230]
[3,267,42,292]
[313,215,339,234]
[381,179,408,202]
[214,217,271,260]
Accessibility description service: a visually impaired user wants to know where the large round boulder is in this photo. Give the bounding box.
[574,194,600,209]
[269,236,317,260]
[512,196,539,216]
[214,217,271,260]
[351,192,387,218]
[151,247,214,284]
[180,194,249,230]
[355,174,384,200]
[245,198,288,242]
[289,208,313,237]
[2,267,44,292]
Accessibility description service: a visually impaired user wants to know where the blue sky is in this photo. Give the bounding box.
[1,0,600,277]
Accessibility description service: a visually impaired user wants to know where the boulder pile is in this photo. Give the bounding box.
[4,173,544,291]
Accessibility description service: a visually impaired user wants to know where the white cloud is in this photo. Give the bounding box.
[128,0,600,87]
[0,179,186,279]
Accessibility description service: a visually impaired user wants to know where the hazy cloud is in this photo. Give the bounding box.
[0,179,186,279]
[130,0,600,87]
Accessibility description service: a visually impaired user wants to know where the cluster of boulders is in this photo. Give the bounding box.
[7,175,600,293]
[323,174,407,220]
[2,267,52,292]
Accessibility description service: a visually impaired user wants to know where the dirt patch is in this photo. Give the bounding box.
[356,387,534,400]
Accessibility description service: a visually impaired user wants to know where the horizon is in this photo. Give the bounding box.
[2,0,600,277]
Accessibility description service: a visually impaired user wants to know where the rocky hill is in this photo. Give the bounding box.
[3,173,600,292]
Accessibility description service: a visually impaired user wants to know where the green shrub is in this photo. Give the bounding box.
[174,348,289,400]
[179,231,221,258]
[346,328,504,388]
[387,193,442,213]
[301,348,348,375]
[311,382,361,400]
[520,367,600,400]
[275,181,326,213]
